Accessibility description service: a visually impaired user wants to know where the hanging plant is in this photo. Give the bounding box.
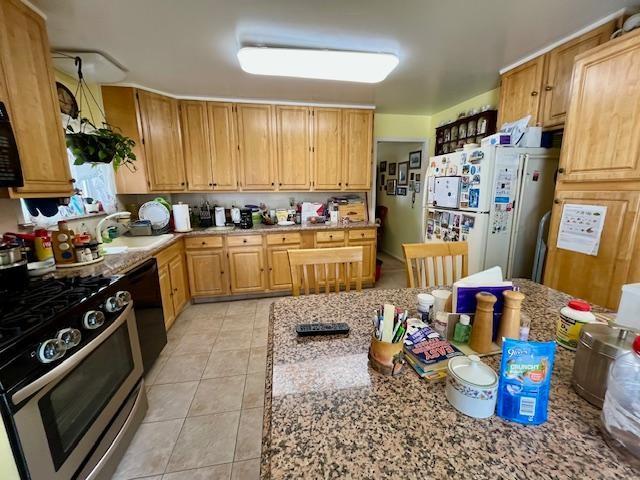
[66,119,137,171]
[54,54,137,172]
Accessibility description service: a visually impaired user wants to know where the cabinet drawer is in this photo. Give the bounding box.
[315,230,344,243]
[266,232,302,245]
[185,236,223,249]
[348,229,376,240]
[227,235,263,247]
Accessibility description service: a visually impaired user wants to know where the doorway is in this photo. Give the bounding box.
[373,138,428,263]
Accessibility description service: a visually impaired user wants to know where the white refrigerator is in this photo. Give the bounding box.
[422,145,559,278]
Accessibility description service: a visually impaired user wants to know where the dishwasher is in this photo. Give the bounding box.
[126,258,167,372]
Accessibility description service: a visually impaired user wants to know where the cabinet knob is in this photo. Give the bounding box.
[69,178,76,183]
[329,235,333,239]
[531,91,538,97]
[243,239,247,243]
[345,183,349,186]
[361,233,365,237]
[338,182,342,186]
[545,85,553,91]
[173,287,178,292]
[201,241,206,245]
[271,182,275,186]
[260,268,264,272]
[181,182,185,186]
[554,199,560,204]
[209,183,213,187]
[282,237,286,242]
[558,167,565,174]
[279,182,282,187]
[213,183,217,187]
[221,271,224,275]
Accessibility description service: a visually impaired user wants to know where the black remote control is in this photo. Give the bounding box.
[296,323,350,336]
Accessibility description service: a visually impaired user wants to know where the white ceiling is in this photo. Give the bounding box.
[33,0,635,114]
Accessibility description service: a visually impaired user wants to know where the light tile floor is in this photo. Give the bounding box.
[112,299,271,480]
[113,254,405,480]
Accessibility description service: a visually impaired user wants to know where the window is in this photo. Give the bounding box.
[21,149,117,227]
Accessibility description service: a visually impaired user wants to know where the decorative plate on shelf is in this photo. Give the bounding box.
[139,201,170,230]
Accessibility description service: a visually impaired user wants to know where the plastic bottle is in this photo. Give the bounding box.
[601,335,640,468]
[416,293,434,323]
[453,314,472,344]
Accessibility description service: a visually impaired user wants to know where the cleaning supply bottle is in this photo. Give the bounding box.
[453,314,472,343]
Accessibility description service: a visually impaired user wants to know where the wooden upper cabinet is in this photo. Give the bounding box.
[137,90,186,191]
[559,29,640,183]
[342,109,373,191]
[208,102,238,191]
[0,0,72,197]
[541,22,615,128]
[498,56,545,126]
[102,86,149,194]
[180,100,212,190]
[544,190,640,309]
[275,105,311,190]
[236,103,275,190]
[313,108,343,191]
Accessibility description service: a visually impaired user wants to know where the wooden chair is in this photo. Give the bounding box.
[287,246,364,296]
[402,241,469,288]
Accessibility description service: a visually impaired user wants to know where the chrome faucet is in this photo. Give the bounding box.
[96,211,131,243]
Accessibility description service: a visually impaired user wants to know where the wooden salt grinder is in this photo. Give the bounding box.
[497,289,526,346]
[469,291,497,354]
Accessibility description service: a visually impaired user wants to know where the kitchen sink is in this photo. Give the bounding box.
[204,226,236,232]
[102,233,174,254]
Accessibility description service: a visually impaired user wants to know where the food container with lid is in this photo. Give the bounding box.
[445,354,498,419]
[556,299,597,350]
[573,323,640,408]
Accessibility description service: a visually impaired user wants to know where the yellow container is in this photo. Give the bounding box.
[556,299,597,350]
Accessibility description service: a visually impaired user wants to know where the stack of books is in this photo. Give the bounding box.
[404,324,464,381]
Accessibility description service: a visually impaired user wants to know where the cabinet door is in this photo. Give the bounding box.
[158,263,176,329]
[541,22,614,129]
[169,254,189,315]
[180,100,213,191]
[228,246,267,293]
[348,239,376,284]
[544,190,640,309]
[186,250,228,296]
[342,109,373,191]
[0,0,72,197]
[313,108,343,191]
[137,90,186,191]
[497,56,545,126]
[267,244,300,290]
[558,30,640,183]
[208,102,238,191]
[275,105,311,190]
[236,104,275,190]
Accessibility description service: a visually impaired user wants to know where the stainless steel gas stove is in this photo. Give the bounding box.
[0,274,147,480]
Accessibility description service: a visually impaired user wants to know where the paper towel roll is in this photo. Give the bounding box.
[172,203,192,232]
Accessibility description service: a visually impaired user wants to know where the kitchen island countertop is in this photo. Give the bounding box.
[262,280,637,479]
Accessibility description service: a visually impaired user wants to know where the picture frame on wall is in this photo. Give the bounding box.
[398,161,409,186]
[397,187,407,196]
[386,179,397,195]
[380,161,387,172]
[410,172,415,181]
[414,181,421,193]
[409,150,422,169]
[388,163,397,175]
[415,173,421,182]
[380,174,385,186]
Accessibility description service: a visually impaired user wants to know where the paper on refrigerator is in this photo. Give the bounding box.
[556,204,607,256]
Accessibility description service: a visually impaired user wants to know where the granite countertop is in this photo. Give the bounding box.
[54,222,377,278]
[262,279,638,479]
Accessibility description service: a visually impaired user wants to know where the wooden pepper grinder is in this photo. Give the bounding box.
[469,291,497,354]
[497,289,526,346]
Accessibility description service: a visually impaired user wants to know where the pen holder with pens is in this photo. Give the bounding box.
[369,336,405,376]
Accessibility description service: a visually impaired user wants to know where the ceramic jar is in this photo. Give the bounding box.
[445,354,498,418]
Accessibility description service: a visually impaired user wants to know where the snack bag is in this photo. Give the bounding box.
[496,339,556,425]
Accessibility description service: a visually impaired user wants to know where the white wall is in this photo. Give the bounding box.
[375,141,427,259]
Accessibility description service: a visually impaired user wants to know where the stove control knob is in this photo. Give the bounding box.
[83,310,105,329]
[116,290,132,306]
[37,339,66,364]
[104,296,124,313]
[56,328,82,349]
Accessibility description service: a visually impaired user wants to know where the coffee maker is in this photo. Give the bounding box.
[239,208,253,229]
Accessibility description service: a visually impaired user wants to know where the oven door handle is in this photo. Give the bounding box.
[12,302,134,406]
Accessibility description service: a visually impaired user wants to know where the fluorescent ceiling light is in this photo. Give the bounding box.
[237,47,398,83]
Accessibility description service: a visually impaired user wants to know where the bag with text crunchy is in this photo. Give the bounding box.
[496,339,556,425]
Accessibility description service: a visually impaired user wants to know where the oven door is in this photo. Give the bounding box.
[11,302,143,480]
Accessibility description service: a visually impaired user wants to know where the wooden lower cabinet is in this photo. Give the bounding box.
[347,239,376,284]
[267,244,300,290]
[544,189,640,309]
[186,249,228,297]
[228,246,267,293]
[155,241,190,329]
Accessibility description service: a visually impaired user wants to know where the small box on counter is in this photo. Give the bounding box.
[337,203,367,223]
[481,133,511,147]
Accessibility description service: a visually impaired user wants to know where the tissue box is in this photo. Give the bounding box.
[481,133,511,147]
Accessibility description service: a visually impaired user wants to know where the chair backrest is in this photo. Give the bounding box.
[402,241,469,288]
[287,246,364,296]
